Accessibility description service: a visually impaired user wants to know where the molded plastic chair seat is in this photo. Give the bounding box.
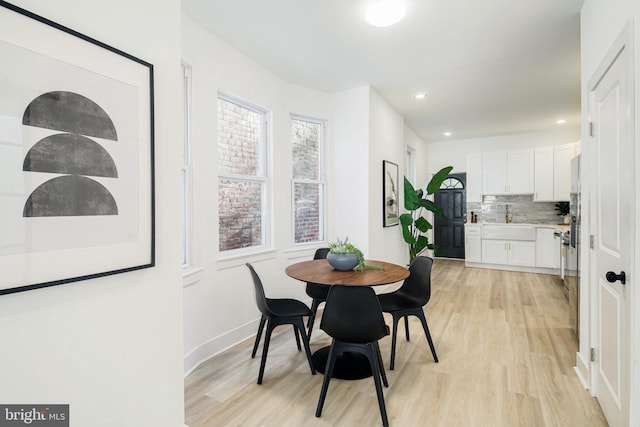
[315,285,390,427]
[246,263,316,384]
[267,298,312,317]
[377,256,438,371]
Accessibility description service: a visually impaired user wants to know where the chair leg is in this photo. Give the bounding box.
[293,324,302,351]
[307,298,320,339]
[293,317,316,375]
[390,314,400,370]
[404,315,410,341]
[316,340,337,418]
[251,315,266,358]
[257,319,274,385]
[417,310,438,363]
[375,341,388,387]
[368,343,389,427]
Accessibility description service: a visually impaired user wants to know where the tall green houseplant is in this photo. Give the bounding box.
[400,166,453,262]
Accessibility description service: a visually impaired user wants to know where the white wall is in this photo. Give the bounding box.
[368,89,407,266]
[426,127,581,174]
[580,1,640,425]
[406,126,429,189]
[181,13,337,373]
[0,1,184,426]
[181,15,417,374]
[330,86,370,249]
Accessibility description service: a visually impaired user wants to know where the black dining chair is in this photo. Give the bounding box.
[377,256,438,370]
[305,247,331,339]
[315,285,390,427]
[246,263,316,384]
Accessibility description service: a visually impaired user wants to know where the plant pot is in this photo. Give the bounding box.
[563,215,570,224]
[327,252,359,271]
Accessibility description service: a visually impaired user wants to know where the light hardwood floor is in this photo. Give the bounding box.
[185,259,608,427]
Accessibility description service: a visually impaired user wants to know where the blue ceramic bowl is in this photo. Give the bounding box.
[327,252,359,271]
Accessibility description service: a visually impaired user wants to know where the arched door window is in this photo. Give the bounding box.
[440,177,464,190]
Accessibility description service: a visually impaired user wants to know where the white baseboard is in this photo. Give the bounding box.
[183,318,259,376]
[574,351,590,391]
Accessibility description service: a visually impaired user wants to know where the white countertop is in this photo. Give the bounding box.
[466,222,570,231]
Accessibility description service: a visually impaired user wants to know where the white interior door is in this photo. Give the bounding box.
[589,25,633,427]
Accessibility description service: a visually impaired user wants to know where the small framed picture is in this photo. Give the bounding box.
[383,160,399,227]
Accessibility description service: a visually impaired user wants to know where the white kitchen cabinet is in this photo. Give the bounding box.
[535,227,561,268]
[465,225,482,263]
[508,150,534,194]
[534,147,554,201]
[481,149,533,195]
[482,239,509,264]
[482,239,535,267]
[482,151,507,194]
[466,153,483,203]
[481,225,536,267]
[553,144,573,201]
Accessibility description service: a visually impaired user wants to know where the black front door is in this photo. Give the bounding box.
[434,173,466,259]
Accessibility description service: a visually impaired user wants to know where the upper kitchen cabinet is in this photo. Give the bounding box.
[466,153,483,202]
[534,147,554,201]
[553,144,574,201]
[482,149,534,195]
[533,143,579,202]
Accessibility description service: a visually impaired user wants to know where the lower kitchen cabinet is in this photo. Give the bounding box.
[465,224,482,263]
[482,239,536,267]
[535,227,561,268]
[465,234,482,263]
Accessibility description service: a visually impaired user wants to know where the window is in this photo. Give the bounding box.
[406,147,416,186]
[291,115,325,244]
[217,92,269,253]
[440,177,464,189]
[181,63,192,267]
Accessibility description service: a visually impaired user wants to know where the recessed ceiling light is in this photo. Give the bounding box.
[443,132,452,137]
[365,0,406,27]
[413,92,428,100]
[556,119,566,125]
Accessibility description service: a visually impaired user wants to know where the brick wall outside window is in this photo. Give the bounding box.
[292,118,324,244]
[218,97,265,252]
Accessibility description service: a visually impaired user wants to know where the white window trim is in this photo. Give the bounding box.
[181,62,194,272]
[406,146,417,187]
[290,114,326,246]
[217,91,271,258]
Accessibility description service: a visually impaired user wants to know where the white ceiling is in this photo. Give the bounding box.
[181,0,584,142]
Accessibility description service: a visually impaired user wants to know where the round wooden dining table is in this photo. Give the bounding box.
[285,258,409,380]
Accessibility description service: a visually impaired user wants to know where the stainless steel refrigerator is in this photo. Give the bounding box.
[568,155,580,337]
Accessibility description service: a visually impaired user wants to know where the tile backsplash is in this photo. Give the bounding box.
[468,195,564,224]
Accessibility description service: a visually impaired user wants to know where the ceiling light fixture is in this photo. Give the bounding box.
[413,92,428,100]
[365,0,407,27]
[556,119,566,124]
[443,132,452,137]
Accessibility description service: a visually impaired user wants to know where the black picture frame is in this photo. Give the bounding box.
[383,160,399,227]
[0,1,155,295]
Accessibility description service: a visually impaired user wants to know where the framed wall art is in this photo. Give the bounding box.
[382,160,399,227]
[0,1,155,295]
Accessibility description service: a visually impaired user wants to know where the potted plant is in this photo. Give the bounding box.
[400,166,453,263]
[328,237,383,271]
[554,201,570,224]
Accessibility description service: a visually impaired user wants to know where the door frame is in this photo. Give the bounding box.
[584,20,638,426]
[433,172,467,259]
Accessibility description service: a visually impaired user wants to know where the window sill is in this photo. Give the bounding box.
[182,266,204,288]
[283,243,328,260]
[216,248,278,270]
